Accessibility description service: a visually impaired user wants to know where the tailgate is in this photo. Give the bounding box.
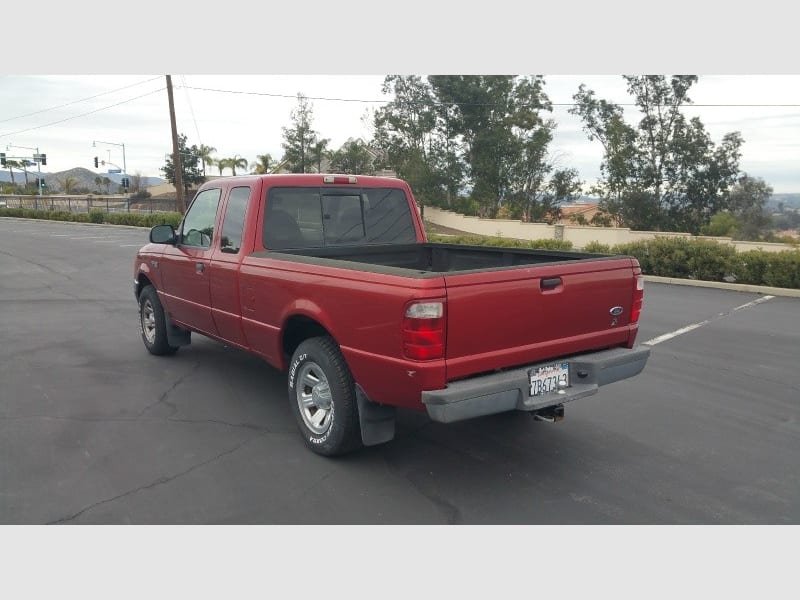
[444,258,637,381]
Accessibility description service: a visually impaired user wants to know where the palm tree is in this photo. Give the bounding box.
[5,159,20,185]
[216,158,230,176]
[250,153,276,174]
[102,177,111,194]
[310,139,330,173]
[226,155,248,176]
[20,160,32,187]
[58,177,79,194]
[197,144,217,177]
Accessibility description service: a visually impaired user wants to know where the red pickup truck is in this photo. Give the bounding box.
[134,174,649,455]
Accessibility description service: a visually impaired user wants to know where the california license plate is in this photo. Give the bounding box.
[529,363,569,397]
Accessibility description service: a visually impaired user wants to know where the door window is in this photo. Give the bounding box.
[181,188,222,248]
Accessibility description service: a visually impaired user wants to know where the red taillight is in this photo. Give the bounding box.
[631,275,644,324]
[403,301,445,360]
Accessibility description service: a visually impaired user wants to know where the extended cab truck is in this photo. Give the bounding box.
[134,174,650,456]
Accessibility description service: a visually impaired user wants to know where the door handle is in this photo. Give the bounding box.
[195,262,205,274]
[541,277,562,289]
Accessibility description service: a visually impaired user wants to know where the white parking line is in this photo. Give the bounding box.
[119,244,141,247]
[68,236,109,239]
[643,295,775,346]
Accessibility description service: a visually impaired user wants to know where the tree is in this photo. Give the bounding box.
[228,154,247,176]
[281,93,319,173]
[58,176,79,194]
[727,174,773,240]
[328,139,376,175]
[161,133,204,196]
[102,177,111,194]
[94,176,103,192]
[197,144,217,177]
[251,153,276,174]
[216,158,230,176]
[373,75,464,208]
[5,159,20,185]
[570,76,743,233]
[429,75,555,217]
[310,139,330,173]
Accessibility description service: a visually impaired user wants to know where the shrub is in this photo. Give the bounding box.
[88,209,105,223]
[582,241,612,254]
[614,237,736,281]
[428,234,573,251]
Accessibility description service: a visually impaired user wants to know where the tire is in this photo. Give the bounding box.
[288,336,362,456]
[139,285,179,356]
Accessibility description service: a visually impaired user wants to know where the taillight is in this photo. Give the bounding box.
[403,301,445,360]
[631,275,644,324]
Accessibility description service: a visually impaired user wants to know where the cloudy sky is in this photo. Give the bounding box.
[3,1,798,193]
[2,74,798,192]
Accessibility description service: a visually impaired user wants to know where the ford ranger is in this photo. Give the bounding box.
[134,174,650,455]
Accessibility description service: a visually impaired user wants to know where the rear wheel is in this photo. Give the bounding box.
[139,285,179,356]
[288,336,362,456]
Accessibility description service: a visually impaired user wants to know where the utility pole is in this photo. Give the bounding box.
[166,75,185,214]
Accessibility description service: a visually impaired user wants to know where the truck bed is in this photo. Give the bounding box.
[253,242,620,276]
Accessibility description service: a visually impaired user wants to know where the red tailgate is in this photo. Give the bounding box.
[443,258,637,381]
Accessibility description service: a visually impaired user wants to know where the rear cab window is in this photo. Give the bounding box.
[263,187,416,250]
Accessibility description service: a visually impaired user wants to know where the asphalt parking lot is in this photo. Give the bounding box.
[1,217,798,524]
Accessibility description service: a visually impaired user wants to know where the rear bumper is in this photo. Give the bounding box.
[422,346,650,423]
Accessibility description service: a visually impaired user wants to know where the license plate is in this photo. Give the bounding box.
[529,362,569,397]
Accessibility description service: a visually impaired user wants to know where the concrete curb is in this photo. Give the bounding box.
[0,216,151,231]
[644,275,800,298]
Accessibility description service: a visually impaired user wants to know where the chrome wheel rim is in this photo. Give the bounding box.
[296,361,333,435]
[142,299,156,344]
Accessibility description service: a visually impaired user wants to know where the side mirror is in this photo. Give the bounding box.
[150,224,176,244]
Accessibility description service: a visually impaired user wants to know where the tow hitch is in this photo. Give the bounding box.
[532,404,565,422]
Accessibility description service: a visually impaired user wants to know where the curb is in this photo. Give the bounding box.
[644,275,800,298]
[0,216,151,231]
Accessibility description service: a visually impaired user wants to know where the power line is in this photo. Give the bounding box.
[180,75,203,145]
[0,76,162,125]
[0,88,166,139]
[181,85,800,108]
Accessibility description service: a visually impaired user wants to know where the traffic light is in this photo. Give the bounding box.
[121,177,130,190]
[94,156,98,168]
[1,153,5,166]
[40,154,46,166]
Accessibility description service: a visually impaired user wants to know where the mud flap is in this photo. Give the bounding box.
[166,322,191,347]
[355,385,396,446]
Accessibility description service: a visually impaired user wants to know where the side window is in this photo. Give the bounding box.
[181,188,221,248]
[220,187,250,254]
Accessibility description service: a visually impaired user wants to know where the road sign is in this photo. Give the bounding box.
[108,169,122,174]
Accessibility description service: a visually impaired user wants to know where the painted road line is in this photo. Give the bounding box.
[119,244,141,247]
[643,295,775,346]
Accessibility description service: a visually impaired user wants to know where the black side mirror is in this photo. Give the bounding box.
[150,224,177,244]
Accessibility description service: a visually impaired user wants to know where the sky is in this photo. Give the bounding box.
[2,74,798,193]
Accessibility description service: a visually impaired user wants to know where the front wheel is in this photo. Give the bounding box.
[288,336,362,456]
[139,285,179,356]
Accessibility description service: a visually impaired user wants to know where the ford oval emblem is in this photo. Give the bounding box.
[610,306,624,316]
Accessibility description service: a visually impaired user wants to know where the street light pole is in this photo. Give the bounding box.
[5,143,43,196]
[92,140,127,174]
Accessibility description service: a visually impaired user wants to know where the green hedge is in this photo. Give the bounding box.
[0,207,182,229]
[428,234,574,251]
[427,231,800,289]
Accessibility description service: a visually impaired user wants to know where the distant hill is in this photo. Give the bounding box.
[0,167,164,191]
[769,193,800,210]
